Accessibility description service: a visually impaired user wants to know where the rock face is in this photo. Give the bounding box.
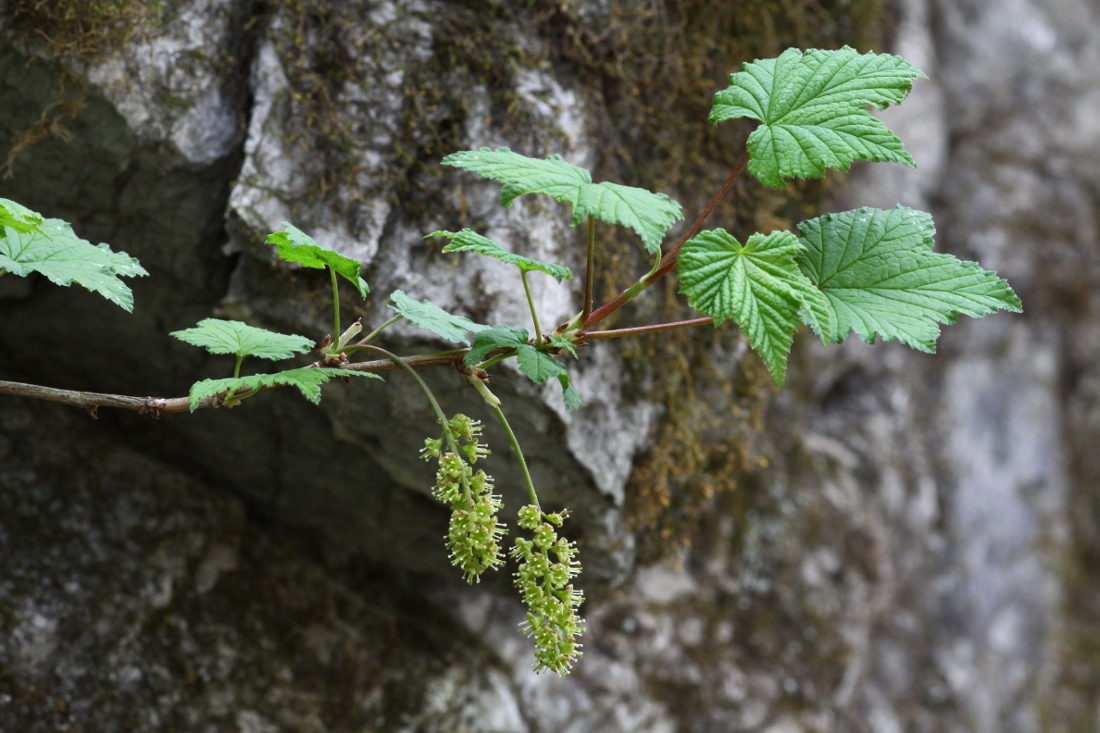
[2,0,1099,731]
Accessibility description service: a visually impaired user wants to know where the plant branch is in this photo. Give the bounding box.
[0,349,471,416]
[581,215,595,324]
[490,402,540,511]
[581,316,713,340]
[233,354,244,379]
[582,151,749,330]
[520,270,542,344]
[0,380,193,415]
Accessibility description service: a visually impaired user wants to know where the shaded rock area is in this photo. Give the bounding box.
[2,0,1099,731]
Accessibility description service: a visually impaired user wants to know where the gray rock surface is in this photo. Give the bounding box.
[2,0,1099,730]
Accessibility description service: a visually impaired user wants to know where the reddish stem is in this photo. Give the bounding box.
[580,316,713,340]
[582,151,750,330]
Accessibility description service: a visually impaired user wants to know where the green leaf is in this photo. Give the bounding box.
[547,332,578,358]
[558,373,581,412]
[389,290,488,345]
[171,319,314,360]
[516,345,566,384]
[266,222,369,298]
[679,229,823,386]
[428,229,573,283]
[463,325,564,385]
[442,147,683,254]
[0,198,44,234]
[188,367,380,411]
[796,206,1022,351]
[0,218,148,311]
[464,325,529,366]
[711,47,925,188]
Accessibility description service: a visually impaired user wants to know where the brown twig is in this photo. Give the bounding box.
[0,349,470,416]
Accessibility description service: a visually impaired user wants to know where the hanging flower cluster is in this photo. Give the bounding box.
[422,414,506,583]
[511,504,584,675]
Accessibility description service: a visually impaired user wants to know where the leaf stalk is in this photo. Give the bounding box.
[521,270,543,344]
[328,265,341,353]
[581,215,595,324]
[356,314,403,346]
[581,317,713,340]
[582,152,749,330]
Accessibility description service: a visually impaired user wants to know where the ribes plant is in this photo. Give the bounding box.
[0,47,1021,675]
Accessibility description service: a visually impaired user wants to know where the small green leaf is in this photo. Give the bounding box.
[679,229,823,386]
[442,147,683,253]
[188,367,380,411]
[0,218,147,311]
[796,206,1022,351]
[171,318,314,360]
[558,373,581,412]
[266,222,369,298]
[516,345,566,384]
[548,332,578,358]
[428,229,573,283]
[711,47,925,188]
[389,290,488,345]
[465,325,529,366]
[0,198,44,235]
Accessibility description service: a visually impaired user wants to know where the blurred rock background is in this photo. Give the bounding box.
[1,0,1097,730]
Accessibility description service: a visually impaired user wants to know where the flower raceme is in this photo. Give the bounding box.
[422,415,507,583]
[511,505,584,675]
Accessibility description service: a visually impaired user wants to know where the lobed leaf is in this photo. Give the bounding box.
[711,47,925,188]
[0,198,44,234]
[188,367,379,411]
[428,229,573,283]
[558,373,581,412]
[679,228,825,386]
[442,147,682,254]
[796,206,1022,351]
[389,290,488,346]
[464,325,571,391]
[171,318,314,360]
[516,345,566,384]
[266,222,369,298]
[465,325,529,366]
[0,218,148,311]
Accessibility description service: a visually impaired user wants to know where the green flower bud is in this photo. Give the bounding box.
[420,437,443,461]
[533,524,556,549]
[517,504,542,530]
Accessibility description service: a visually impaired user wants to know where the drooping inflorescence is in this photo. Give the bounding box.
[511,504,585,675]
[422,414,507,583]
